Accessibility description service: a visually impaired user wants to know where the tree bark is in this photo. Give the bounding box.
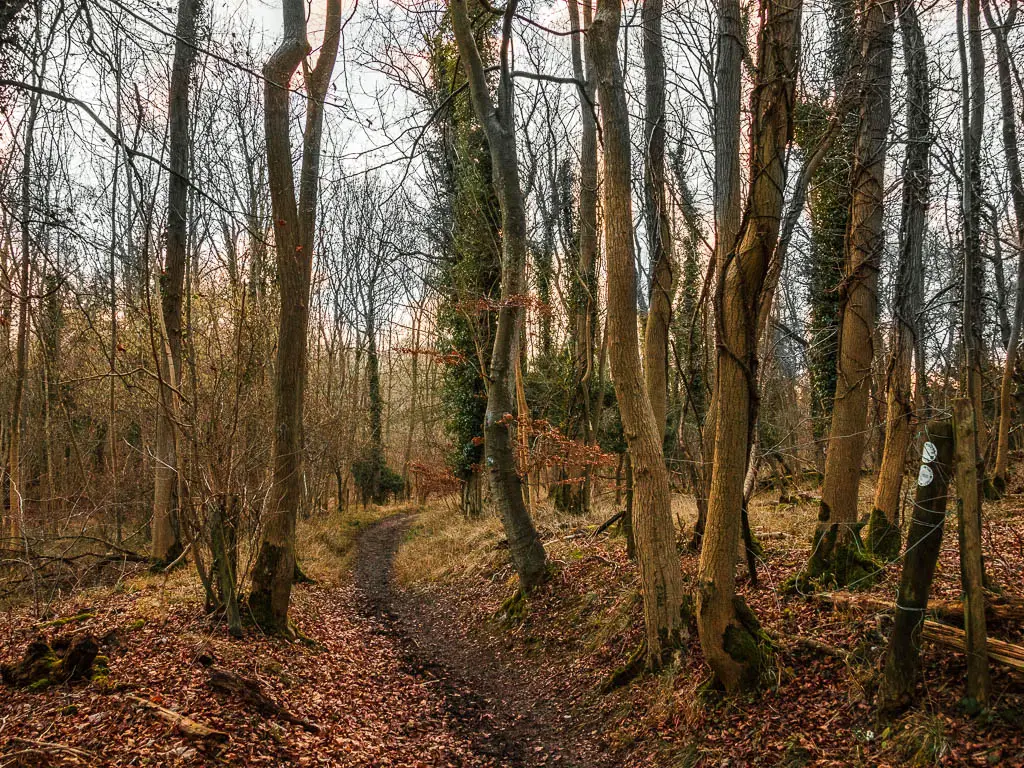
[588,0,689,668]
[642,0,674,440]
[869,0,930,552]
[8,38,43,543]
[699,0,745,510]
[958,0,987,461]
[877,420,953,717]
[984,0,1024,492]
[448,0,546,592]
[806,0,895,584]
[567,0,598,515]
[697,0,802,691]
[249,0,341,633]
[953,398,991,705]
[152,0,199,565]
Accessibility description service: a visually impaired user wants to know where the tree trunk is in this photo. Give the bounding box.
[806,0,895,585]
[697,0,802,691]
[567,0,598,516]
[985,0,1024,492]
[877,420,953,716]
[365,297,386,505]
[869,0,930,554]
[642,0,674,441]
[448,0,546,592]
[959,0,987,462]
[249,0,340,634]
[953,398,991,705]
[8,84,36,544]
[152,0,199,565]
[699,0,745,513]
[588,0,689,668]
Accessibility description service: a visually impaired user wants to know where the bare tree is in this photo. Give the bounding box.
[984,0,1024,492]
[804,0,895,585]
[642,0,674,439]
[697,0,802,690]
[447,0,547,592]
[151,0,200,565]
[248,0,342,633]
[868,0,931,554]
[588,0,689,668]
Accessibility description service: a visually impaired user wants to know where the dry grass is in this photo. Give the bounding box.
[391,481,830,589]
[297,503,410,582]
[394,494,629,586]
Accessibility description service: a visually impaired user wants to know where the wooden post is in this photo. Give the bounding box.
[953,398,991,707]
[878,420,954,716]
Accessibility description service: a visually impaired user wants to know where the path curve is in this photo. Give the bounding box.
[353,513,609,768]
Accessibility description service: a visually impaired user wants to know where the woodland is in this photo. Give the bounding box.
[0,0,1023,764]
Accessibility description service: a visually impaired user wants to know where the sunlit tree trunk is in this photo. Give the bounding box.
[249,0,341,633]
[697,0,801,690]
[588,0,689,668]
[805,0,895,585]
[698,0,744,521]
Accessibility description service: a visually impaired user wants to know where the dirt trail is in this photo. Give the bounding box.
[353,513,611,768]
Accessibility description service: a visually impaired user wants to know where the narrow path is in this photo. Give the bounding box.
[353,514,608,768]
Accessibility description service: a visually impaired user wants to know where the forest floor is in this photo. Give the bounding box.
[0,476,1023,767]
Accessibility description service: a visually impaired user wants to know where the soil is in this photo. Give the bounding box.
[353,513,615,768]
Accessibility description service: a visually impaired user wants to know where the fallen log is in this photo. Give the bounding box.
[206,665,320,734]
[920,621,1024,679]
[126,694,229,742]
[812,592,1024,626]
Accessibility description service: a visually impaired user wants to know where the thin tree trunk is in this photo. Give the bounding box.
[806,0,895,585]
[567,0,598,516]
[448,0,546,592]
[877,420,954,716]
[697,0,802,691]
[249,0,341,633]
[642,0,674,439]
[588,0,689,668]
[959,0,987,461]
[152,0,199,564]
[985,0,1024,492]
[700,0,744,508]
[869,0,930,553]
[953,398,991,705]
[8,85,38,543]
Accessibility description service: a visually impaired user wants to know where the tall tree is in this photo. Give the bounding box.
[802,0,855,472]
[152,0,200,565]
[984,0,1024,492]
[447,0,547,592]
[958,0,986,458]
[589,0,689,668]
[423,6,502,519]
[804,0,895,586]
[642,0,674,440]
[566,0,598,515]
[698,0,802,689]
[248,0,341,633]
[868,0,931,554]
